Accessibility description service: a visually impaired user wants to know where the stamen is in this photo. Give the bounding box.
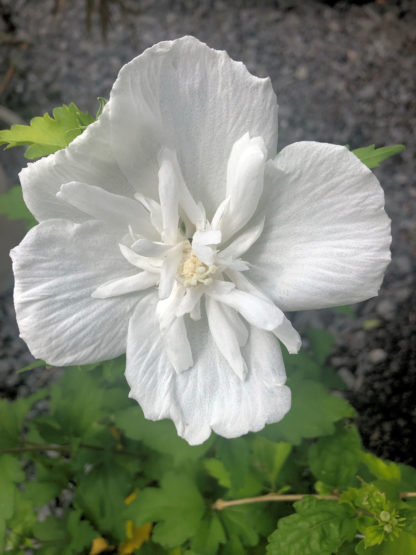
[178,241,217,287]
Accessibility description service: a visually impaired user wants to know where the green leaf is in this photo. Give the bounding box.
[308,425,362,489]
[96,97,108,118]
[0,103,94,159]
[204,458,231,489]
[4,491,36,551]
[352,144,405,169]
[216,438,250,492]
[191,514,226,555]
[131,472,205,548]
[261,378,356,445]
[115,406,212,465]
[307,329,334,365]
[0,455,25,519]
[266,496,357,555]
[0,390,46,448]
[219,505,265,549]
[251,437,292,490]
[0,186,37,228]
[355,531,416,554]
[66,509,96,554]
[333,305,356,318]
[361,453,401,484]
[74,460,132,541]
[49,367,104,438]
[33,515,67,544]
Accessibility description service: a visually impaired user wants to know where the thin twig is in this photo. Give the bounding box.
[213,491,416,510]
[0,442,139,457]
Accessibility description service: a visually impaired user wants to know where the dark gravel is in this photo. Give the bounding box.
[0,0,415,462]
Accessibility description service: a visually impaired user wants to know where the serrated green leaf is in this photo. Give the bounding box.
[251,437,292,490]
[131,472,205,548]
[352,144,405,169]
[216,438,250,493]
[204,458,231,489]
[355,531,416,554]
[267,496,357,555]
[96,97,108,118]
[66,509,96,554]
[0,186,37,229]
[307,329,334,365]
[115,406,212,465]
[0,103,94,159]
[49,367,104,438]
[362,453,401,484]
[5,492,37,551]
[261,378,356,445]
[0,455,25,520]
[74,461,132,542]
[308,425,362,489]
[191,514,226,555]
[219,505,260,549]
[0,390,47,448]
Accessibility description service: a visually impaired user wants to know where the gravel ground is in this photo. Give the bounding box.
[0,0,415,463]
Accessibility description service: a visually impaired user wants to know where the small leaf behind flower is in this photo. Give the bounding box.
[352,144,405,169]
[0,103,94,159]
[0,186,37,229]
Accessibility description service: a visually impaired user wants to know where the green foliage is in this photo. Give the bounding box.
[0,103,94,159]
[131,473,205,548]
[352,144,405,169]
[267,496,357,555]
[308,424,362,489]
[0,185,37,228]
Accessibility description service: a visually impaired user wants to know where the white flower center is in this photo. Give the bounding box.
[179,241,217,287]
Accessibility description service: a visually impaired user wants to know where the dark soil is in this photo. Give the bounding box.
[0,0,415,463]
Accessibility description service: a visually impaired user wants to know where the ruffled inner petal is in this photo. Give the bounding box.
[206,297,248,380]
[92,271,158,299]
[218,134,267,242]
[57,181,156,238]
[163,315,193,373]
[208,282,284,331]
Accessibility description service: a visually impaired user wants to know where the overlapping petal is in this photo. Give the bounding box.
[109,36,278,217]
[11,220,141,365]
[19,104,134,223]
[126,295,290,445]
[247,142,391,311]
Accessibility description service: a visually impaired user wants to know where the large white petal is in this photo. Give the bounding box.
[126,295,291,445]
[109,36,278,218]
[11,220,141,365]
[19,104,134,223]
[247,142,391,310]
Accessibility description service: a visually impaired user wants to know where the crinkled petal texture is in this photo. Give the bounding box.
[11,220,141,366]
[109,36,278,217]
[247,142,391,311]
[126,295,291,445]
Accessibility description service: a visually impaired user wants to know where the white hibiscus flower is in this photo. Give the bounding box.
[11,37,391,445]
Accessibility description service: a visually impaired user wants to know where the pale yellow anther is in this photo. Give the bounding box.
[178,241,217,287]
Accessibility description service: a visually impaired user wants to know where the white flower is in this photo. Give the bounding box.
[11,37,391,445]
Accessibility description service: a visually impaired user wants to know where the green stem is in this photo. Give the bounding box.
[0,441,139,457]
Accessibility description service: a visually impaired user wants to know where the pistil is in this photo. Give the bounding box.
[179,241,217,287]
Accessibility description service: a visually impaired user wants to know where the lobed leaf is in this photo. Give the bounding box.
[308,424,362,489]
[0,103,94,159]
[267,496,357,555]
[130,472,205,548]
[352,144,405,169]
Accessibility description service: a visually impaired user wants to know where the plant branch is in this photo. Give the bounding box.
[213,491,416,510]
[0,442,139,457]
